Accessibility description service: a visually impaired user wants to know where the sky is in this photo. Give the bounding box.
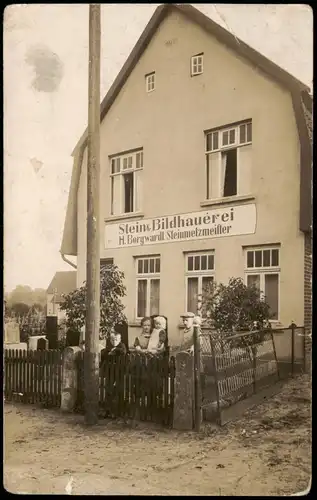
[3,4,313,292]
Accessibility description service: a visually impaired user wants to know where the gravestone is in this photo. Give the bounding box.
[37,338,47,350]
[46,316,58,349]
[66,330,80,347]
[4,320,20,344]
[28,335,49,351]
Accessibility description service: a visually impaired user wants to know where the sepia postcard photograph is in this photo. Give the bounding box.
[4,3,312,495]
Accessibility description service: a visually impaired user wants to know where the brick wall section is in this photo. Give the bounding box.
[304,232,312,371]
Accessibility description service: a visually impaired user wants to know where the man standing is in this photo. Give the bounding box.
[180,312,196,351]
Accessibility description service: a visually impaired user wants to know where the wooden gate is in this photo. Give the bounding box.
[76,352,175,426]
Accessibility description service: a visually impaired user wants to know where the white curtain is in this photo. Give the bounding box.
[187,277,198,314]
[265,274,279,320]
[150,279,160,316]
[247,274,260,290]
[111,175,121,215]
[137,280,147,318]
[207,153,220,199]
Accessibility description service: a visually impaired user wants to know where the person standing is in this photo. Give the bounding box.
[133,316,152,351]
[107,328,127,356]
[170,312,195,355]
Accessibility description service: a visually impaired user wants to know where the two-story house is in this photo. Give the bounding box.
[60,4,312,350]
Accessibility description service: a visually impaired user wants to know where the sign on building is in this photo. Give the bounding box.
[105,203,256,249]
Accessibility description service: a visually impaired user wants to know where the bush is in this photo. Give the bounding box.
[59,264,127,340]
[202,277,271,350]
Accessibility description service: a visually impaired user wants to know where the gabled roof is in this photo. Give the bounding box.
[61,4,312,256]
[71,3,310,157]
[47,271,77,298]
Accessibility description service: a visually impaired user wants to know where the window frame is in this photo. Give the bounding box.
[191,53,204,76]
[244,247,280,321]
[205,120,252,200]
[135,255,161,320]
[184,251,215,316]
[109,149,143,216]
[205,121,252,154]
[145,72,156,93]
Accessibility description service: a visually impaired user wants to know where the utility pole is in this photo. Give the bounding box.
[84,3,101,426]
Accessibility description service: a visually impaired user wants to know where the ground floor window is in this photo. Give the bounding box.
[245,247,280,320]
[185,252,215,315]
[100,258,114,269]
[136,256,160,318]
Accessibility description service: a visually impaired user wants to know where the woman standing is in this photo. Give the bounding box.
[133,316,152,351]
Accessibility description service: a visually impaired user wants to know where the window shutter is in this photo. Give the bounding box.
[238,145,252,195]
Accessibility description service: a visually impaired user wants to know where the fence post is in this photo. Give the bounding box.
[271,330,280,380]
[61,346,82,412]
[289,322,296,377]
[173,352,194,431]
[193,325,202,432]
[303,326,311,374]
[210,336,221,425]
[252,332,257,394]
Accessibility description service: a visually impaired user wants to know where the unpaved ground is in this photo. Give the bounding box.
[4,374,311,496]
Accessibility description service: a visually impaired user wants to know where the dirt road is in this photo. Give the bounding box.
[4,374,311,495]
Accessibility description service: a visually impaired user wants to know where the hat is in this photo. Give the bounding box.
[180,312,195,318]
[193,316,202,326]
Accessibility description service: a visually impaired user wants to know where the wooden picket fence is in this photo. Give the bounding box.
[76,352,176,427]
[4,349,62,407]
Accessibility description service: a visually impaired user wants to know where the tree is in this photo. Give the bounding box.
[10,302,30,317]
[202,277,271,351]
[6,285,46,308]
[59,264,127,339]
[29,303,44,314]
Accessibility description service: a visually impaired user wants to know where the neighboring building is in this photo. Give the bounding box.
[61,5,312,349]
[46,271,77,323]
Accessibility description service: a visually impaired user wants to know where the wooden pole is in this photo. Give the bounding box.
[193,325,201,432]
[84,3,101,426]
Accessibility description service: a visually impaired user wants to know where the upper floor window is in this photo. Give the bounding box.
[145,72,155,92]
[205,120,252,200]
[110,149,143,216]
[191,53,203,76]
[245,246,280,320]
[185,252,215,316]
[136,256,161,318]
